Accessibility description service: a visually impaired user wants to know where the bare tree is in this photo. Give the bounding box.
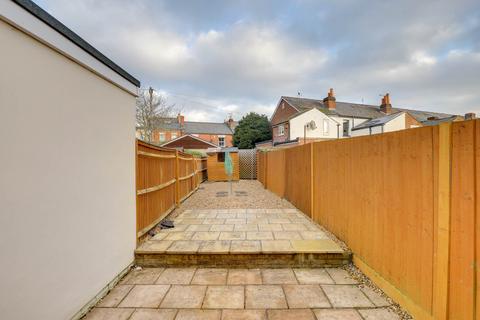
[136,87,175,143]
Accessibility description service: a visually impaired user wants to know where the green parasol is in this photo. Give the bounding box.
[224,151,233,195]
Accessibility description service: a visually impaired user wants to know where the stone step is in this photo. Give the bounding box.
[135,239,351,268]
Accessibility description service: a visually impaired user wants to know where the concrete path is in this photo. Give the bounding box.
[84,267,400,320]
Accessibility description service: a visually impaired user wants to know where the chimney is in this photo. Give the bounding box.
[323,88,336,110]
[225,114,236,130]
[380,93,392,114]
[465,113,476,120]
[177,113,185,126]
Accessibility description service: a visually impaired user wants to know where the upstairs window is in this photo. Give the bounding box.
[159,132,166,141]
[218,136,225,147]
[278,124,285,136]
[323,119,329,135]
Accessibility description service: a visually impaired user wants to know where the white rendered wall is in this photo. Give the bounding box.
[0,19,136,320]
[290,109,340,139]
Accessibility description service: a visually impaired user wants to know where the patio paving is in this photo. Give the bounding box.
[84,267,400,320]
[135,209,350,268]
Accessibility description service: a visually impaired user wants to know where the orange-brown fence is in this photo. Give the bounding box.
[257,120,480,320]
[136,140,206,238]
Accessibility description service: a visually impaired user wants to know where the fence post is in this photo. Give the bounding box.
[264,151,268,189]
[310,142,314,219]
[175,150,180,207]
[433,122,452,320]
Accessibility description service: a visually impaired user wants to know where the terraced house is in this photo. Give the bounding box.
[140,114,237,149]
[268,88,465,147]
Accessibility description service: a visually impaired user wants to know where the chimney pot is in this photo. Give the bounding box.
[177,113,185,126]
[465,112,476,120]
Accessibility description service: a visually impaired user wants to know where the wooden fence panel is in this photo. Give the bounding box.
[266,149,286,197]
[449,120,476,319]
[136,141,177,237]
[136,140,206,238]
[257,151,266,186]
[285,144,312,217]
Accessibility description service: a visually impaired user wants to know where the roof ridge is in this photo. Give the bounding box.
[185,121,228,125]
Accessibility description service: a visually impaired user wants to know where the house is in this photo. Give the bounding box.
[269,89,460,146]
[1,0,139,319]
[161,134,218,151]
[139,114,236,148]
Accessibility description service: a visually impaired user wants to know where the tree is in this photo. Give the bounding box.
[136,87,175,143]
[233,112,272,149]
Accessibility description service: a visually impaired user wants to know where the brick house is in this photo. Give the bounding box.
[139,114,236,148]
[269,89,460,147]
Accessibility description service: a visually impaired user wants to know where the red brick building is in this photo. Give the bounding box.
[139,114,237,148]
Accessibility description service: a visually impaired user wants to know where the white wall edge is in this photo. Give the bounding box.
[70,261,134,320]
[0,1,138,95]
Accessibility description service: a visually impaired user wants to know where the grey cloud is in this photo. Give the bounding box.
[40,0,480,120]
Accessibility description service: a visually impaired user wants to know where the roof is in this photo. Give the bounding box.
[352,112,405,131]
[184,122,233,135]
[206,147,238,153]
[282,96,455,122]
[421,115,461,126]
[13,0,140,87]
[152,117,181,130]
[161,134,218,148]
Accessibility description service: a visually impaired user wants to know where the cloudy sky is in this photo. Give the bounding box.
[37,0,480,122]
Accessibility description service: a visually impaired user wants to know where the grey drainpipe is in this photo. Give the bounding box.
[337,124,340,139]
[381,125,384,133]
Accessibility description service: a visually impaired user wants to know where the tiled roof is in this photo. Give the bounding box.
[184,122,233,135]
[352,112,404,131]
[282,96,455,122]
[152,117,181,130]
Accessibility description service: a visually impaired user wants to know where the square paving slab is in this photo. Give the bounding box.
[85,267,398,320]
[135,209,350,268]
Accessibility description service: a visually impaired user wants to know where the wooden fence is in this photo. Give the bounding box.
[136,140,207,238]
[257,120,480,320]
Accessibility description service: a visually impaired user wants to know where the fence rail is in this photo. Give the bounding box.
[136,140,206,238]
[257,120,480,320]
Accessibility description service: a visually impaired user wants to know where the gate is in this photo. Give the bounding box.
[238,149,257,179]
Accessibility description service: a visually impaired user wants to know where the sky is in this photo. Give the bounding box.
[37,0,480,122]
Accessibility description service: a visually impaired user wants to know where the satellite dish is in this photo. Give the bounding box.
[308,120,317,130]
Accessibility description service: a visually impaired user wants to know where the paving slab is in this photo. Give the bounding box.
[97,285,133,307]
[84,308,134,320]
[227,269,262,285]
[245,285,287,309]
[175,309,222,320]
[325,268,358,284]
[118,285,170,308]
[160,285,206,308]
[358,308,400,320]
[283,285,331,308]
[230,240,261,253]
[221,309,266,320]
[203,286,244,309]
[262,269,297,284]
[120,268,164,285]
[199,240,231,254]
[156,268,196,285]
[361,286,391,307]
[313,309,363,320]
[129,309,177,320]
[260,240,294,253]
[321,285,374,308]
[293,269,334,284]
[192,269,228,285]
[267,309,316,320]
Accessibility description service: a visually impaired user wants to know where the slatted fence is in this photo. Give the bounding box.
[136,140,206,238]
[257,120,480,320]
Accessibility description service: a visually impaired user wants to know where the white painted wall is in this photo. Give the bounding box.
[0,17,136,320]
[290,109,340,139]
[351,113,406,137]
[330,116,369,138]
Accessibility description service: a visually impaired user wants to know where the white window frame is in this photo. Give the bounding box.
[218,136,225,147]
[278,124,285,136]
[171,132,177,139]
[159,132,166,142]
[323,119,329,136]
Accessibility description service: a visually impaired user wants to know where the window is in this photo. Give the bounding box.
[218,136,225,147]
[217,152,225,162]
[159,132,166,141]
[171,132,177,139]
[323,119,329,135]
[342,120,350,137]
[278,124,285,136]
